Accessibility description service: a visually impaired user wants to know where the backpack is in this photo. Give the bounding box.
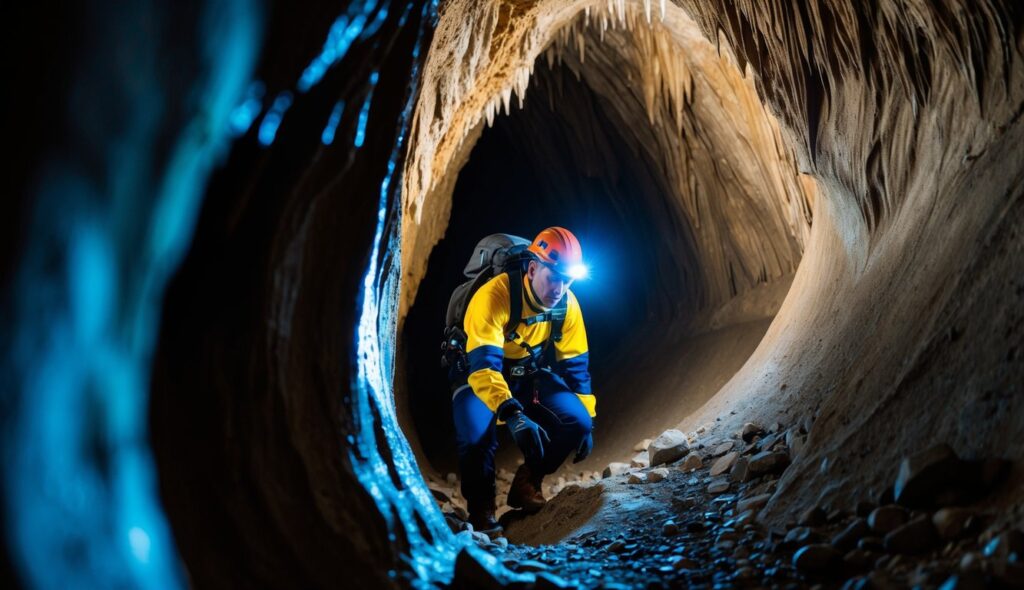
[441,233,567,375]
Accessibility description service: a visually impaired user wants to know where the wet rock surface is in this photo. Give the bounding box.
[438,435,1017,589]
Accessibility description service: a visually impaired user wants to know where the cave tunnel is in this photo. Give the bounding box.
[3,0,1024,589]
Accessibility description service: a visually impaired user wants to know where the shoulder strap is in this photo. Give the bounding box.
[549,295,568,343]
[504,269,523,341]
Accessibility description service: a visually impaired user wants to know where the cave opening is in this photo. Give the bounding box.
[398,4,813,534]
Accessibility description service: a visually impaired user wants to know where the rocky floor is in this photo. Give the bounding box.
[429,422,1022,589]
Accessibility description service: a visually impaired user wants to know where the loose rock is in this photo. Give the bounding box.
[868,505,909,534]
[648,429,689,466]
[832,518,870,551]
[884,515,939,554]
[741,422,765,443]
[748,450,791,474]
[893,444,967,508]
[730,456,751,483]
[627,472,647,485]
[708,479,730,494]
[647,468,670,483]
[932,507,973,540]
[710,451,739,476]
[602,462,630,478]
[678,453,703,472]
[630,451,649,469]
[793,544,843,574]
[736,493,772,513]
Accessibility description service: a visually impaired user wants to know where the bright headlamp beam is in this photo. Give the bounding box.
[567,264,589,280]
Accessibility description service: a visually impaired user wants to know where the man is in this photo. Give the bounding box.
[451,227,596,535]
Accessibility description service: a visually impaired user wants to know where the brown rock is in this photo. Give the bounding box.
[678,453,703,472]
[730,456,751,482]
[663,519,680,536]
[648,429,689,466]
[712,441,735,456]
[868,505,909,534]
[710,451,739,476]
[708,479,730,494]
[736,493,772,513]
[748,451,791,474]
[741,422,764,443]
[647,467,670,483]
[932,507,973,540]
[883,515,939,554]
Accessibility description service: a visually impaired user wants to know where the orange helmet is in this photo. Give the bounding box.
[527,227,588,279]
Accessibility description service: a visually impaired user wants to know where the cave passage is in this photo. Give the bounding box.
[402,60,704,477]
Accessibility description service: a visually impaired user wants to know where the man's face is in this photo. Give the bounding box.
[527,261,574,308]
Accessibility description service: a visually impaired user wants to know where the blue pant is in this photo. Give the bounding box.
[452,369,592,507]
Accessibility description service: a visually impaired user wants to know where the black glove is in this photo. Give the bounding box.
[498,399,549,460]
[573,430,593,463]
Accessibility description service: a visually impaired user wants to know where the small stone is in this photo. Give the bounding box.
[672,495,697,510]
[832,518,870,551]
[736,493,772,513]
[868,505,909,534]
[678,453,703,472]
[627,472,647,485]
[741,422,765,443]
[648,467,670,483]
[630,451,650,468]
[607,540,627,553]
[663,520,680,536]
[748,451,791,474]
[893,444,966,508]
[708,479,730,494]
[648,429,690,466]
[710,452,739,476]
[784,526,819,549]
[602,463,630,478]
[671,555,698,570]
[516,560,550,573]
[712,441,735,456]
[959,552,981,572]
[634,438,653,452]
[884,515,939,554]
[932,507,973,540]
[793,544,843,574]
[857,536,885,552]
[800,506,828,527]
[730,456,750,483]
[446,472,458,485]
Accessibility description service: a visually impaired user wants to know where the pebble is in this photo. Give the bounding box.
[602,463,630,478]
[446,472,458,485]
[741,422,764,443]
[712,441,735,456]
[784,526,818,548]
[627,472,647,485]
[868,505,909,534]
[648,429,689,466]
[708,480,730,494]
[662,520,679,536]
[678,453,703,472]
[932,507,973,540]
[736,493,772,513]
[710,452,739,476]
[647,468,670,483]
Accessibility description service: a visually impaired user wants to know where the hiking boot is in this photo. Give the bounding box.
[468,510,503,539]
[507,463,546,513]
[467,498,503,539]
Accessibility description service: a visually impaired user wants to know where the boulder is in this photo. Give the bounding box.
[648,429,689,466]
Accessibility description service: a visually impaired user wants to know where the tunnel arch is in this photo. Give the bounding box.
[397,1,814,484]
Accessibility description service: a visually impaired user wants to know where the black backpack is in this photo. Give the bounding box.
[441,233,567,374]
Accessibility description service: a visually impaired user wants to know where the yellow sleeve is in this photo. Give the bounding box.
[464,274,513,413]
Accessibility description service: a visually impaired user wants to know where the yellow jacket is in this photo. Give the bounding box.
[464,272,595,417]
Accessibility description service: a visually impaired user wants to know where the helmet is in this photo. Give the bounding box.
[527,227,588,279]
